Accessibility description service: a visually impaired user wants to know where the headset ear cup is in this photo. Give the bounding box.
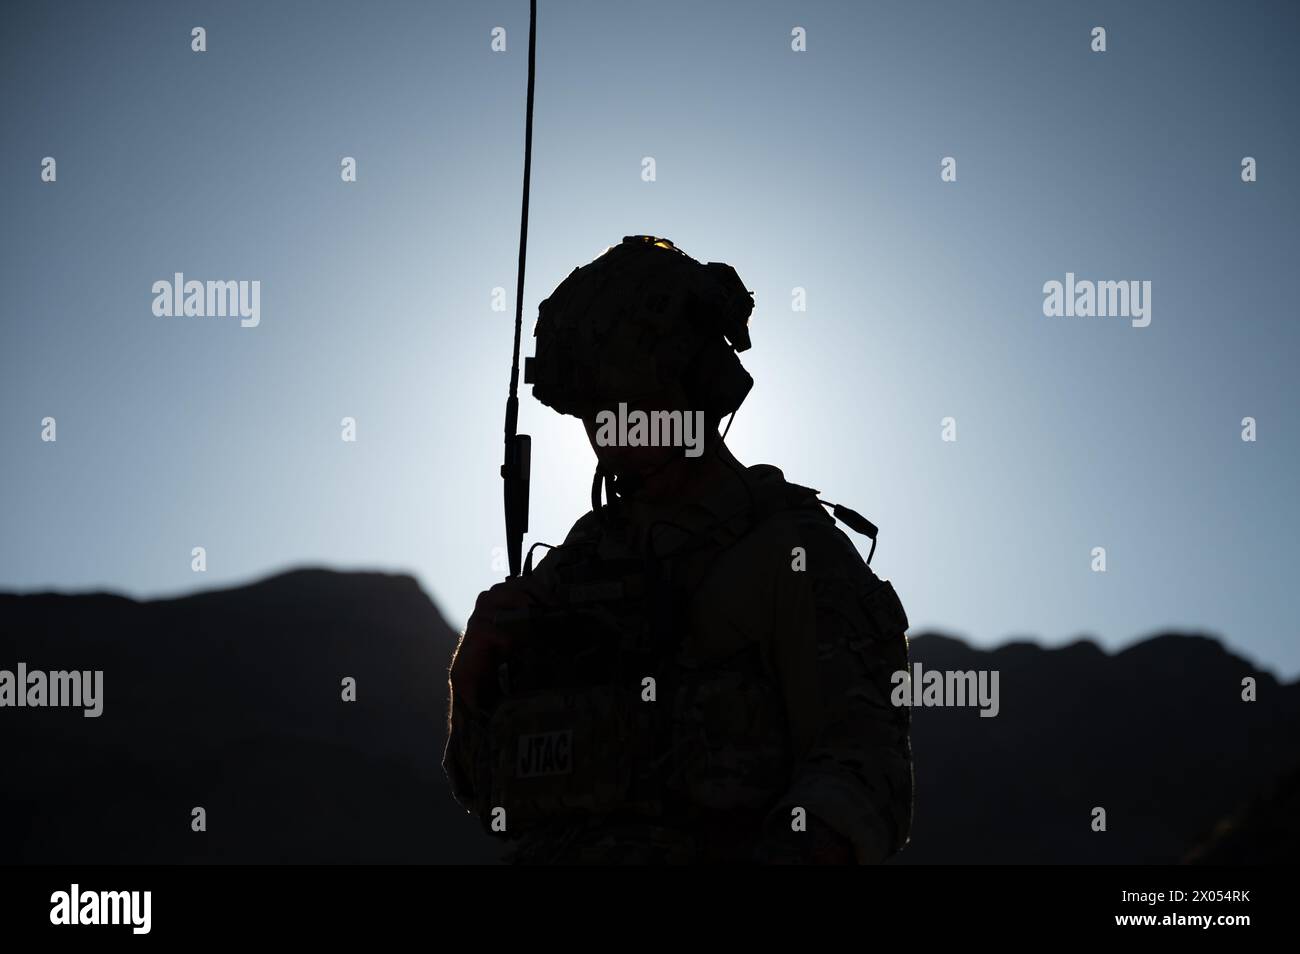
[702,262,754,352]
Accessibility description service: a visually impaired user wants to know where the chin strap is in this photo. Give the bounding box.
[591,463,630,520]
[591,464,605,513]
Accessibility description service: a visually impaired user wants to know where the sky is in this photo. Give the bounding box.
[2,1,1297,677]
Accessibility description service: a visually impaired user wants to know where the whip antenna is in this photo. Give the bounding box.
[500,0,537,579]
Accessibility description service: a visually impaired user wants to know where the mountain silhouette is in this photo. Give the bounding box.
[0,570,1293,863]
[899,633,1299,863]
[0,569,496,864]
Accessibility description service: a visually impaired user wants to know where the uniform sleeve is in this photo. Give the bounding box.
[443,639,489,818]
[762,515,914,864]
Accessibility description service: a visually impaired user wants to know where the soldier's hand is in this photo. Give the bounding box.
[449,577,542,715]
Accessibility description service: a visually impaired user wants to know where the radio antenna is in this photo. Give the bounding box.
[500,0,537,579]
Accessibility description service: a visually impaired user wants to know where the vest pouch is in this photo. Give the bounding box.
[669,656,791,811]
[484,683,660,830]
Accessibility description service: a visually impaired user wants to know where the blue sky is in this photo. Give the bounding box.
[3,1,1297,677]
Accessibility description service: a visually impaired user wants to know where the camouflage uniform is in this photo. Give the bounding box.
[444,236,912,863]
[444,463,913,863]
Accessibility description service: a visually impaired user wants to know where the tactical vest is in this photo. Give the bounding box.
[469,478,819,845]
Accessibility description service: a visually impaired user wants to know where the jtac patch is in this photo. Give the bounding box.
[516,729,573,778]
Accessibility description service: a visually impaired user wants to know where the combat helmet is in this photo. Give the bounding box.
[524,236,755,423]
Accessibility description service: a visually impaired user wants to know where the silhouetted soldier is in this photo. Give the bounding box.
[444,236,912,863]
